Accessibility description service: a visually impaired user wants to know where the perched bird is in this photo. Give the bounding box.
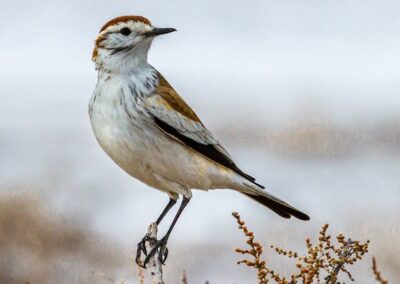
[89,15,310,266]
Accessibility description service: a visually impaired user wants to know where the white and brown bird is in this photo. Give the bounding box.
[89,15,309,265]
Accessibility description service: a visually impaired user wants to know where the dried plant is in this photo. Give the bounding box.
[137,265,145,284]
[372,257,388,284]
[180,270,210,284]
[182,270,188,284]
[232,212,269,283]
[232,212,370,283]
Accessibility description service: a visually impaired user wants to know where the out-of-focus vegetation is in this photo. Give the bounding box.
[0,190,128,284]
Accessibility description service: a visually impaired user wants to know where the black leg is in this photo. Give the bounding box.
[136,198,177,266]
[156,198,177,225]
[161,197,190,241]
[143,197,191,266]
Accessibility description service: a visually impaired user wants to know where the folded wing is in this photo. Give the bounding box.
[144,74,263,188]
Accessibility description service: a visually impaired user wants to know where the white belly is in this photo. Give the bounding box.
[89,86,160,187]
[89,79,237,195]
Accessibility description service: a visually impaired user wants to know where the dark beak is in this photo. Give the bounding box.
[144,27,177,37]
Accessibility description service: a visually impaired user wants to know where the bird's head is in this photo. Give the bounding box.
[92,15,176,72]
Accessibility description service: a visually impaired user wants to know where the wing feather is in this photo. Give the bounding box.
[144,75,264,188]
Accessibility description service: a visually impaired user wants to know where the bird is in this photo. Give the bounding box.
[89,15,310,266]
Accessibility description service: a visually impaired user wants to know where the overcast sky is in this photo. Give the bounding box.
[1,0,400,130]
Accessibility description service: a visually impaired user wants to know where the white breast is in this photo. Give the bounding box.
[89,71,238,195]
[89,75,150,177]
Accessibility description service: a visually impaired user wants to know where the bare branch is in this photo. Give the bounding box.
[372,257,388,284]
[138,223,164,284]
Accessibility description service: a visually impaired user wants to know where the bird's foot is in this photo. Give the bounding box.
[135,234,150,267]
[135,235,169,268]
[144,236,169,266]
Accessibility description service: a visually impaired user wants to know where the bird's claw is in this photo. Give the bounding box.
[144,236,169,266]
[135,236,169,267]
[135,235,152,267]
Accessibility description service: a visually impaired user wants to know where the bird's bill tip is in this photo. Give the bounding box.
[144,27,177,37]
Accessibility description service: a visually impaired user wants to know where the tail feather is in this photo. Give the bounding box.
[244,193,310,220]
[241,182,310,221]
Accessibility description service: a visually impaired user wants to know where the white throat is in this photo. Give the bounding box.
[95,40,153,75]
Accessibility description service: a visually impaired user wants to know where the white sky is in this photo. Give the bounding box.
[1,0,400,130]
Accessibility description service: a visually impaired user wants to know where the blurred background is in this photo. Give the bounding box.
[1,0,399,283]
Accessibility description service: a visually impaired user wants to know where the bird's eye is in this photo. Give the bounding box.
[120,27,131,36]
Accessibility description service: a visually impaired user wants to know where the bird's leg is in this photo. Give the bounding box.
[136,198,177,266]
[143,197,190,266]
[156,198,177,225]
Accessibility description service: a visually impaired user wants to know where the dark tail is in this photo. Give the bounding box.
[243,193,310,221]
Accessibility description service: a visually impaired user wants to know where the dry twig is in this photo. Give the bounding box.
[182,270,188,284]
[372,257,388,284]
[136,223,164,284]
[232,212,370,284]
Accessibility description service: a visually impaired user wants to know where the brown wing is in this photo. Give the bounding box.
[144,73,264,188]
[156,73,201,122]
